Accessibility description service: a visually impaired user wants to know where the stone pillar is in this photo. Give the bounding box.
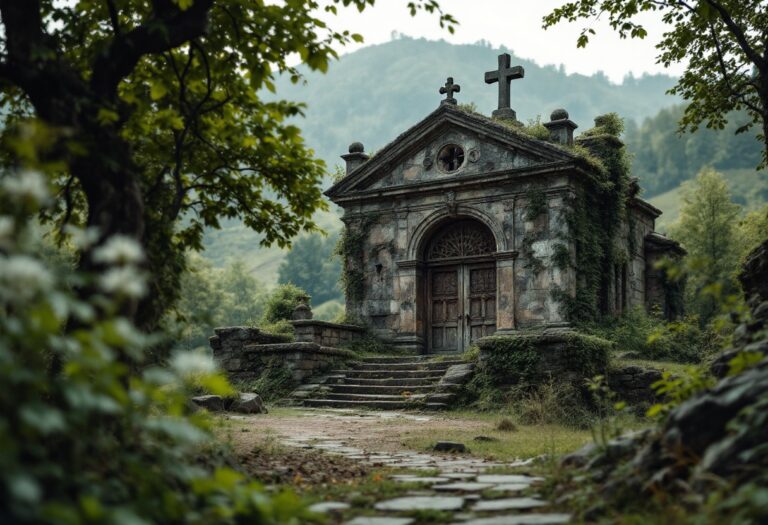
[543,109,578,146]
[393,260,425,353]
[340,142,369,175]
[495,251,517,334]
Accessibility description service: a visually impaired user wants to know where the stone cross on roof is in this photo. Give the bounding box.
[439,77,460,105]
[484,53,525,120]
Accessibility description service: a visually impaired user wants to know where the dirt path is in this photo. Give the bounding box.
[228,407,491,456]
[225,408,575,525]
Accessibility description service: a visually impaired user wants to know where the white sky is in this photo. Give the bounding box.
[322,0,685,83]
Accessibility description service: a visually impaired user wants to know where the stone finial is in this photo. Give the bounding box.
[484,53,524,121]
[292,296,313,321]
[543,108,578,146]
[439,77,461,105]
[341,142,369,175]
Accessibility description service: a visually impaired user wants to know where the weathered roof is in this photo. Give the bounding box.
[325,103,579,199]
[645,232,687,256]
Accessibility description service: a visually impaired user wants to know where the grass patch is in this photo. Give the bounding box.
[402,411,594,460]
[613,357,691,376]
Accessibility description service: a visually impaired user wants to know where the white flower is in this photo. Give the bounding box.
[98,266,147,298]
[64,225,100,250]
[92,235,144,265]
[0,255,54,301]
[170,350,216,377]
[1,170,50,204]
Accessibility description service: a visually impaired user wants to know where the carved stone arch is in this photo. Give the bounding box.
[406,206,507,261]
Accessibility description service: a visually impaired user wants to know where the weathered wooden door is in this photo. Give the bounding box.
[430,268,461,352]
[466,264,497,347]
[428,264,496,353]
[426,220,497,353]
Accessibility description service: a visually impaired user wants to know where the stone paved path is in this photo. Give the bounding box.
[247,409,572,525]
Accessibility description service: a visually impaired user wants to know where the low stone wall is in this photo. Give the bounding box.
[476,329,612,386]
[607,365,662,405]
[213,336,357,383]
[209,326,290,356]
[291,319,365,347]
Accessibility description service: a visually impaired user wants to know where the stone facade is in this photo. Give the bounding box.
[326,103,682,354]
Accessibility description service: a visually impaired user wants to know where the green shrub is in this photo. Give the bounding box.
[259,319,295,338]
[259,283,309,325]
[585,307,719,363]
[0,171,307,524]
[475,332,611,385]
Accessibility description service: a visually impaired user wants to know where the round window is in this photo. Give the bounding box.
[437,144,465,173]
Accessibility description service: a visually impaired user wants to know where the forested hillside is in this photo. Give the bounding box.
[200,37,766,293]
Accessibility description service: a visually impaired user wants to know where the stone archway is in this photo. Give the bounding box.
[423,219,497,353]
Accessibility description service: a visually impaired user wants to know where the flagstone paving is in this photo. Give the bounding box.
[261,408,573,524]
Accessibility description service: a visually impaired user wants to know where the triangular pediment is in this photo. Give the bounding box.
[326,104,577,199]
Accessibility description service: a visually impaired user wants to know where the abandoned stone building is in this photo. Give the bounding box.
[325,54,684,354]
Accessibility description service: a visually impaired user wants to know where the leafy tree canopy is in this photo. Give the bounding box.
[278,232,341,305]
[0,0,454,333]
[544,0,768,169]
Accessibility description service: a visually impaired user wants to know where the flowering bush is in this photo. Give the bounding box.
[0,171,307,524]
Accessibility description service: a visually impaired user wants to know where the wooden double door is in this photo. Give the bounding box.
[429,263,497,353]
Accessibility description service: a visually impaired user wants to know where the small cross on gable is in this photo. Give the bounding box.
[485,53,524,120]
[439,77,461,105]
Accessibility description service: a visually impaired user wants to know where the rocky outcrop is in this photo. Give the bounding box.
[557,238,768,519]
[190,392,268,414]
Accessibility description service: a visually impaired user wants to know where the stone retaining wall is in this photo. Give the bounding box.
[607,365,662,406]
[211,325,358,383]
[291,319,365,347]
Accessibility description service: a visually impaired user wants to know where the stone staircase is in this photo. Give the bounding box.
[290,355,474,410]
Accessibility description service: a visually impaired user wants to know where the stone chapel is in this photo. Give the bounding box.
[326,54,684,354]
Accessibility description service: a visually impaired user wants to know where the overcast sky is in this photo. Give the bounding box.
[321,0,685,83]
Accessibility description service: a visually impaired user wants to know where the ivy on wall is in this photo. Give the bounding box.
[335,215,378,310]
[555,113,634,323]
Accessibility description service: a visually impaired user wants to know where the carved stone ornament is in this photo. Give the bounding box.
[427,220,496,260]
[444,191,458,216]
[468,148,481,163]
[423,154,434,170]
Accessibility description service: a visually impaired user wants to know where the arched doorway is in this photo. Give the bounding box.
[425,219,497,353]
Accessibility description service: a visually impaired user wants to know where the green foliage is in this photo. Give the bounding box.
[0,2,455,335]
[235,362,296,403]
[278,233,342,305]
[625,106,764,197]
[0,171,307,524]
[557,115,632,323]
[670,168,743,323]
[474,333,611,386]
[524,187,548,221]
[545,1,768,170]
[169,255,267,351]
[335,216,377,305]
[259,284,310,325]
[585,306,719,363]
[647,367,716,419]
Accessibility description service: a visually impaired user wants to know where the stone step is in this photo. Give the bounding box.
[324,392,431,402]
[331,369,446,379]
[330,384,437,395]
[361,356,429,364]
[353,360,465,371]
[303,398,449,410]
[345,377,442,386]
